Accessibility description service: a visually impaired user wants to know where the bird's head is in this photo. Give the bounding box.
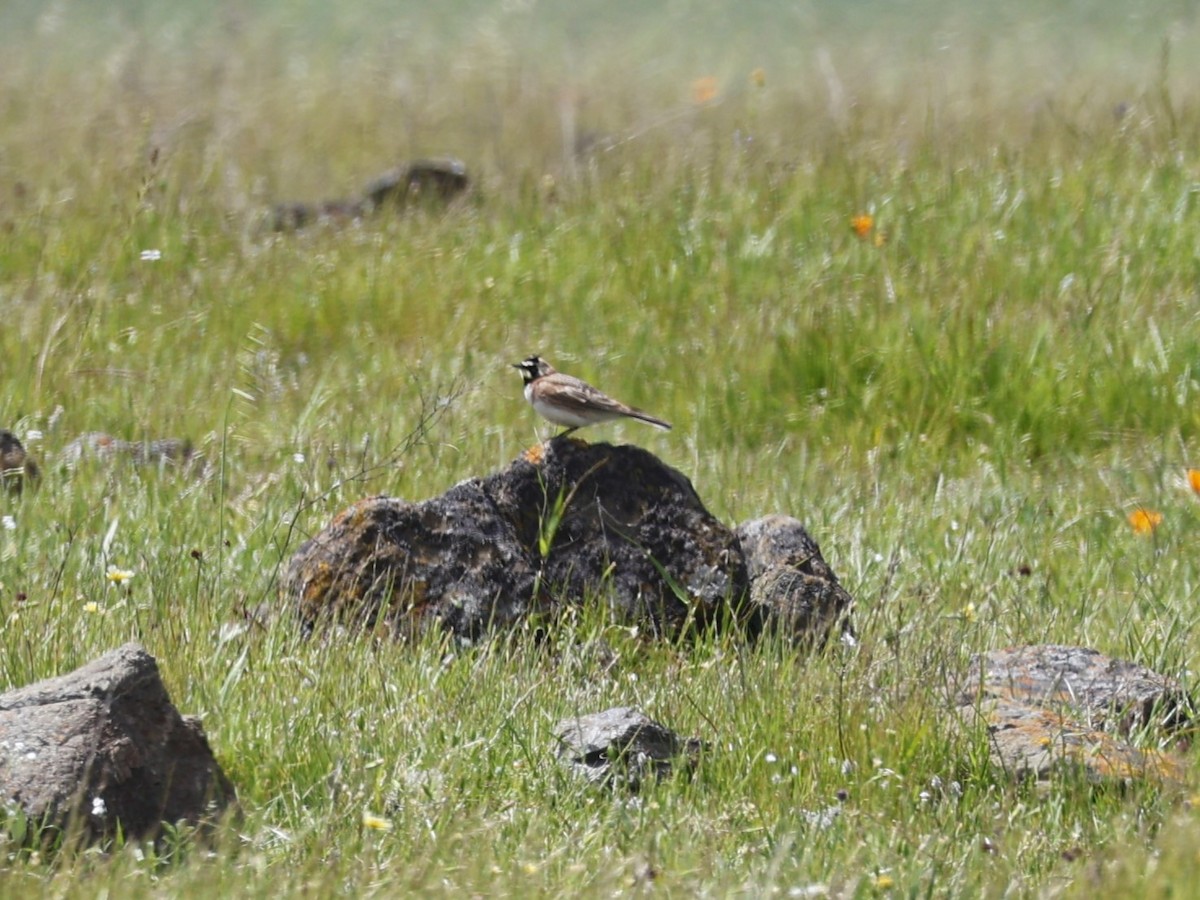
[511,355,555,384]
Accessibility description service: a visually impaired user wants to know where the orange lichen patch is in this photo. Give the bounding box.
[1083,746,1190,783]
[1128,508,1163,534]
[966,697,1189,787]
[333,498,373,527]
[523,443,545,465]
[299,562,335,602]
[691,76,719,105]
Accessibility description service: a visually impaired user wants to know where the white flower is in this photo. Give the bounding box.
[91,796,107,817]
[106,566,135,584]
[140,249,162,261]
[292,452,306,463]
[2,516,15,531]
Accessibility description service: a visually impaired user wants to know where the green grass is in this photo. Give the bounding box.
[4,0,1200,895]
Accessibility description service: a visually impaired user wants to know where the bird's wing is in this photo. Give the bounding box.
[552,378,636,415]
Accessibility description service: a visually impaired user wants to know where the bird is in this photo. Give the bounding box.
[512,355,672,437]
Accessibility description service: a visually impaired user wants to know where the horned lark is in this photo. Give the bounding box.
[512,356,672,436]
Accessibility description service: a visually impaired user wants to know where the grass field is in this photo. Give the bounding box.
[4,0,1200,895]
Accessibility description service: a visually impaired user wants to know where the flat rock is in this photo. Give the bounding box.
[955,645,1192,787]
[61,432,198,471]
[0,643,236,842]
[959,697,1188,785]
[553,707,704,789]
[962,645,1193,733]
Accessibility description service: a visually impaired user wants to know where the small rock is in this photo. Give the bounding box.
[0,430,39,494]
[0,643,236,843]
[271,199,366,231]
[273,158,471,232]
[61,432,198,471]
[363,158,471,209]
[553,707,704,790]
[736,515,854,645]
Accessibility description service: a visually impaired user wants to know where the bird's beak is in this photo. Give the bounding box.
[510,362,523,369]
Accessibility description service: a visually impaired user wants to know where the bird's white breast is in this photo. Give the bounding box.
[530,394,596,427]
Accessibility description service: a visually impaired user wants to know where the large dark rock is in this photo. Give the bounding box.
[283,439,755,640]
[0,643,236,843]
[553,707,704,790]
[286,487,540,641]
[735,515,854,644]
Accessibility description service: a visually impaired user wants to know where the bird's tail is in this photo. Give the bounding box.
[629,410,672,431]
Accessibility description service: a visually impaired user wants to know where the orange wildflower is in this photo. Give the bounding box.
[1188,468,1200,495]
[691,76,719,105]
[1128,508,1163,535]
[851,214,874,239]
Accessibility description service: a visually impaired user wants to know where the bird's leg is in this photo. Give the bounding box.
[552,426,580,441]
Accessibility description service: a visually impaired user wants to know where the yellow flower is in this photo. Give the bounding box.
[750,67,766,88]
[961,603,977,623]
[1188,468,1200,495]
[851,214,874,239]
[105,566,135,584]
[83,601,100,614]
[361,811,393,832]
[1128,508,1163,535]
[873,874,895,890]
[691,76,719,105]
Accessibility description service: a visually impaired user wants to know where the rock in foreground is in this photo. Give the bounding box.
[0,643,235,843]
